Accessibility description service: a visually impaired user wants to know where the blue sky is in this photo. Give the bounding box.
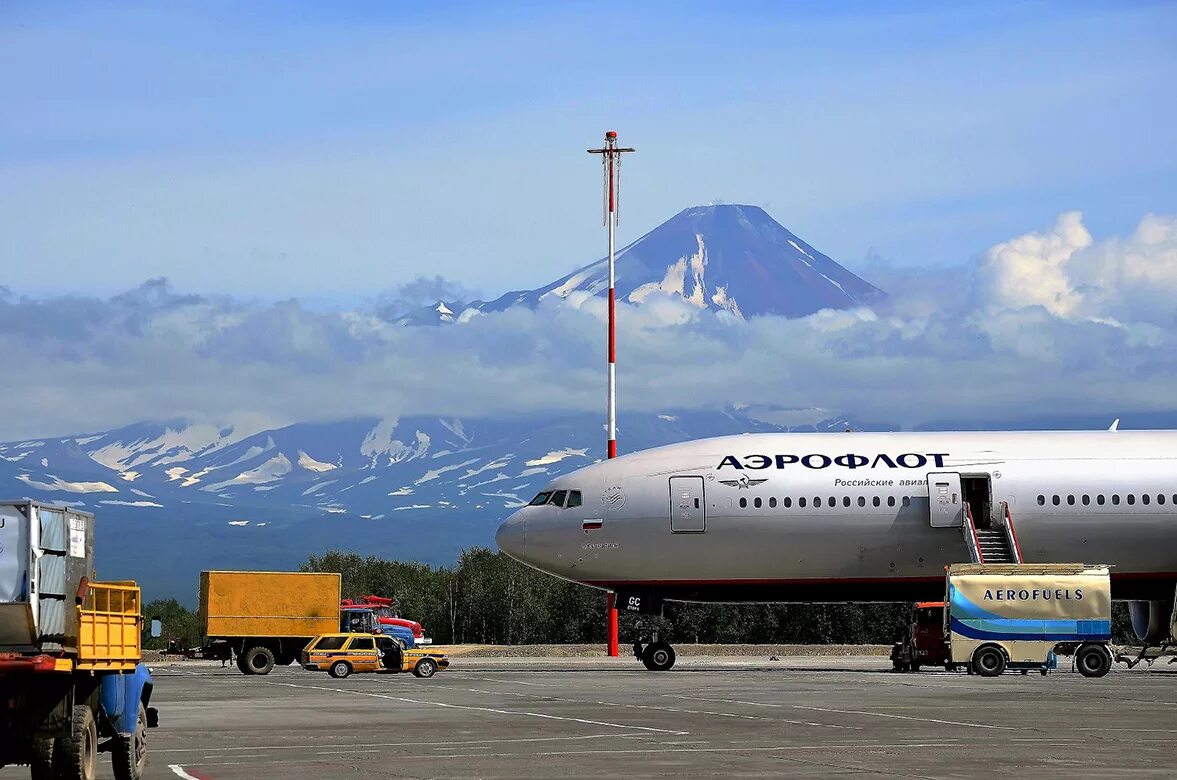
[2,1,1176,304]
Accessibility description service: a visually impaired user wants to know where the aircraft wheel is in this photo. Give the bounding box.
[642,642,676,671]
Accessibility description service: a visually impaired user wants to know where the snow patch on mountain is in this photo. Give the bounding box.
[204,453,292,491]
[415,458,479,485]
[525,448,590,467]
[17,474,119,493]
[297,450,338,472]
[360,418,431,465]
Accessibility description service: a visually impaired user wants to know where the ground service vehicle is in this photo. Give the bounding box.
[200,571,340,675]
[947,563,1113,677]
[341,595,430,645]
[890,602,950,671]
[300,633,449,679]
[0,502,158,780]
[340,606,417,649]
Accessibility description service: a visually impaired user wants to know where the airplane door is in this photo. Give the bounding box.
[669,476,705,533]
[927,472,963,527]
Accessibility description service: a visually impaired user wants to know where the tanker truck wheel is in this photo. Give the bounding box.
[55,705,98,780]
[243,646,275,676]
[1076,644,1112,678]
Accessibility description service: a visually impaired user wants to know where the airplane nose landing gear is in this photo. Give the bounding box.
[632,628,676,670]
[641,641,676,671]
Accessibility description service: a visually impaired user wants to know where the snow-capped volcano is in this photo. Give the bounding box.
[477,204,884,319]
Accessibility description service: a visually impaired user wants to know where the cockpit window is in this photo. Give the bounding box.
[567,490,582,508]
[528,492,552,506]
[549,490,568,507]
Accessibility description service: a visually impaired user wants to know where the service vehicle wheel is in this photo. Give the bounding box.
[111,703,148,780]
[328,661,352,679]
[1076,644,1112,678]
[55,705,98,780]
[29,737,54,780]
[243,646,275,676]
[235,652,249,674]
[413,658,438,678]
[642,642,676,671]
[972,646,1006,677]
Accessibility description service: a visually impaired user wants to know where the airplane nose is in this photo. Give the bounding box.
[495,511,526,560]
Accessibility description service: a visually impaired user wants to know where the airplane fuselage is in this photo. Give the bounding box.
[495,431,1177,603]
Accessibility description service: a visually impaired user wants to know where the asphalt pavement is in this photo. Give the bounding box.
[4,655,1176,779]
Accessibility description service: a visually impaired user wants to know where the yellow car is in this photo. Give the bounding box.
[300,633,450,679]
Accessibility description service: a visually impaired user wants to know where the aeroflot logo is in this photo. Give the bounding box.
[984,588,1084,601]
[717,453,950,470]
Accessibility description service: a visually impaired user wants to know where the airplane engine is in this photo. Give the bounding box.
[1128,598,1175,644]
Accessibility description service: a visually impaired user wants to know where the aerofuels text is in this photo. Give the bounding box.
[717,453,950,470]
[984,588,1084,602]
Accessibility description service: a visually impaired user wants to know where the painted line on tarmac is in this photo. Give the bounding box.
[662,696,862,729]
[261,680,689,735]
[169,766,212,780]
[789,704,1015,730]
[156,732,650,755]
[464,675,561,687]
[444,684,771,721]
[423,742,954,760]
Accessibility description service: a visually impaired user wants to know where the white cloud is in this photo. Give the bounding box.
[2,215,1177,441]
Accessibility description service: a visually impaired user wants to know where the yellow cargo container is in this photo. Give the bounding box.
[199,571,341,675]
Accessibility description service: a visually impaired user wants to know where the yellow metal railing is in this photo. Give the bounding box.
[77,582,141,671]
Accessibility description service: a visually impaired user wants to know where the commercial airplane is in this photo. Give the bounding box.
[496,430,1177,669]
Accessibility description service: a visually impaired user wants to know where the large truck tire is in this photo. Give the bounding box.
[641,642,676,671]
[242,646,275,676]
[971,645,1006,677]
[29,738,54,780]
[55,705,98,780]
[111,703,148,780]
[1076,644,1112,678]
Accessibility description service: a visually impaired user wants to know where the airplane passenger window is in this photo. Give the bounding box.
[769,497,777,508]
[858,496,866,507]
[1143,494,1151,506]
[902,496,910,507]
[528,492,553,506]
[1128,494,1136,505]
[814,497,822,508]
[872,496,880,507]
[1081,495,1090,506]
[829,496,836,508]
[887,496,896,507]
[783,497,792,508]
[1052,495,1060,506]
[1037,495,1045,505]
[798,497,806,508]
[1172,494,1177,504]
[842,496,851,508]
[567,491,583,508]
[1067,495,1075,506]
[754,497,763,509]
[1097,495,1105,505]
[739,498,747,509]
[549,490,568,507]
[1158,495,1166,506]
[1112,494,1121,505]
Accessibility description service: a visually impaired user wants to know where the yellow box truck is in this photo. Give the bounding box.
[199,571,341,675]
[947,563,1113,678]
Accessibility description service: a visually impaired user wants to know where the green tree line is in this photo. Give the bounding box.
[142,546,1141,647]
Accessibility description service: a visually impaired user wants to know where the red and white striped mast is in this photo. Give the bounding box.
[588,130,634,658]
[588,130,635,460]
